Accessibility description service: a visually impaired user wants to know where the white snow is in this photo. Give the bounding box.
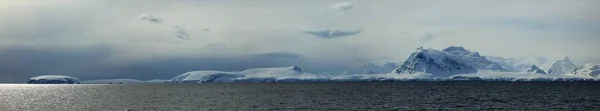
[547,56,577,74]
[526,65,547,74]
[28,75,82,84]
[349,63,398,74]
[393,47,478,77]
[486,56,550,72]
[570,63,600,77]
[441,46,506,71]
[451,71,596,81]
[169,66,330,83]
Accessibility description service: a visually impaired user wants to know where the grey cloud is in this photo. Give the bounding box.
[419,31,452,42]
[172,26,190,39]
[138,14,163,23]
[0,45,113,83]
[302,28,361,39]
[0,45,363,83]
[329,2,354,11]
[421,32,435,42]
[137,14,191,39]
[256,52,302,59]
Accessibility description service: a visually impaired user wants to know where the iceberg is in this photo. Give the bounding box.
[28,75,81,84]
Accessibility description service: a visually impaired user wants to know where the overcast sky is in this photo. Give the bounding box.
[0,0,599,82]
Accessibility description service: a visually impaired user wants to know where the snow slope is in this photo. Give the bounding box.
[570,63,600,78]
[485,56,550,72]
[350,63,398,74]
[526,65,547,74]
[547,57,577,74]
[28,75,82,84]
[394,48,478,77]
[441,46,506,71]
[169,66,329,83]
[450,71,596,81]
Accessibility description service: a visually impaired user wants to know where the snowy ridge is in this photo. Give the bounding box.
[441,46,506,71]
[28,75,81,84]
[485,56,550,72]
[526,65,547,74]
[350,63,398,74]
[450,71,597,81]
[570,63,600,78]
[394,47,478,77]
[169,66,329,83]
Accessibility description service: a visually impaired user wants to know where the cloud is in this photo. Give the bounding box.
[137,13,191,39]
[412,31,453,43]
[421,32,435,42]
[256,52,302,59]
[172,26,190,39]
[137,14,163,23]
[328,2,354,11]
[302,28,361,39]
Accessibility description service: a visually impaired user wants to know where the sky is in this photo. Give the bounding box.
[0,0,599,83]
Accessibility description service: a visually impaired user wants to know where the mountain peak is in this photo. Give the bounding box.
[291,65,302,72]
[547,57,578,74]
[527,65,547,74]
[562,56,571,61]
[442,46,469,52]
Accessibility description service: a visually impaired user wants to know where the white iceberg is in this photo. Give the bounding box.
[28,75,82,84]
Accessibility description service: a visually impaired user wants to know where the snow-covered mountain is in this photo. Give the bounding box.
[441,46,506,71]
[169,70,242,83]
[526,65,547,74]
[570,63,600,78]
[169,66,328,83]
[394,47,478,77]
[350,63,398,74]
[28,75,81,84]
[485,56,550,72]
[547,57,577,74]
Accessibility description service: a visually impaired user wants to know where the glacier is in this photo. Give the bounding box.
[486,56,550,72]
[349,63,398,74]
[28,75,82,84]
[168,66,331,83]
[570,63,600,77]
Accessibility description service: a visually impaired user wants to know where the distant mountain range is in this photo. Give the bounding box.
[27,46,600,84]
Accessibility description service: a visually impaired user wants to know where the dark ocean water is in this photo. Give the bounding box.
[1,82,600,111]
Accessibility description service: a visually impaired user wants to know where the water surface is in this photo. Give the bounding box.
[1,82,599,110]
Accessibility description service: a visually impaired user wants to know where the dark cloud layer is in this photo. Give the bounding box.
[0,46,362,83]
